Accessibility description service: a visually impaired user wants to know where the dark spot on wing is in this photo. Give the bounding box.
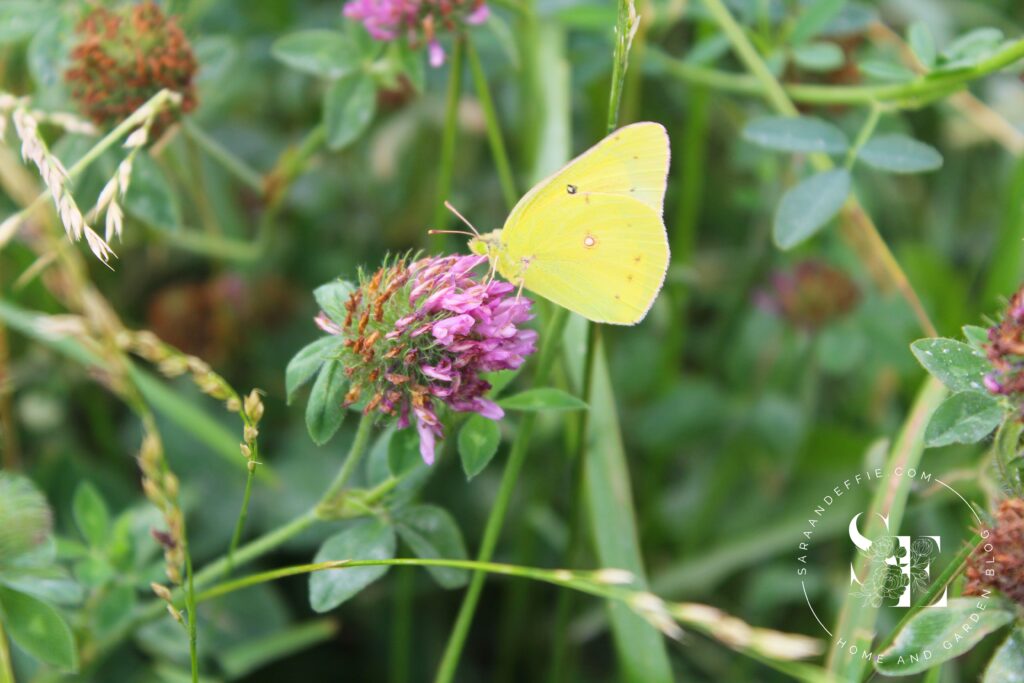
[629,187,636,193]
[626,274,634,282]
[567,184,577,194]
[633,255,642,263]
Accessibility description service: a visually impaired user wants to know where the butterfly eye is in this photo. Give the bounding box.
[566,184,578,194]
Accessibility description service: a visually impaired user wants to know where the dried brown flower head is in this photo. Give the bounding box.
[984,284,1024,404]
[757,260,860,331]
[964,498,1024,608]
[65,2,197,130]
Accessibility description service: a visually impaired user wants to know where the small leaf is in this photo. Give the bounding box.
[313,280,356,321]
[940,28,1004,70]
[0,586,77,670]
[72,482,109,548]
[458,415,501,480]
[683,33,731,66]
[0,1,51,44]
[742,116,849,154]
[305,360,348,446]
[773,169,851,250]
[858,59,915,82]
[910,338,991,393]
[984,626,1024,683]
[875,598,1013,675]
[0,473,52,565]
[907,22,936,69]
[93,583,136,638]
[790,0,845,45]
[962,325,989,351]
[309,519,396,612]
[271,30,359,79]
[388,428,424,477]
[499,388,588,412]
[286,336,342,405]
[395,505,469,588]
[858,134,943,174]
[791,43,845,72]
[924,391,1003,447]
[124,153,182,232]
[819,3,876,37]
[323,73,377,151]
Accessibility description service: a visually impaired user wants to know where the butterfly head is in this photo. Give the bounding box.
[468,229,503,259]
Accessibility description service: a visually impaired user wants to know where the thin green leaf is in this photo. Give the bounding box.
[305,360,348,446]
[0,585,77,670]
[858,59,916,81]
[773,169,851,250]
[859,134,943,174]
[939,28,1004,70]
[876,598,1013,675]
[395,505,469,589]
[72,482,110,548]
[499,388,588,412]
[924,391,1003,447]
[271,30,359,79]
[742,116,849,154]
[584,337,673,683]
[323,73,377,151]
[910,338,991,394]
[457,415,502,480]
[308,519,396,612]
[962,325,989,351]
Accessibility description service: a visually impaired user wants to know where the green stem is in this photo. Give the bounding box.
[466,37,517,209]
[433,306,570,683]
[846,102,883,168]
[433,39,465,237]
[318,413,375,509]
[606,0,636,133]
[181,119,264,193]
[650,37,1024,107]
[185,549,198,683]
[389,568,414,683]
[826,377,947,679]
[227,451,257,574]
[0,620,15,683]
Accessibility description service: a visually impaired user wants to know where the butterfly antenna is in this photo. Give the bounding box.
[443,200,481,237]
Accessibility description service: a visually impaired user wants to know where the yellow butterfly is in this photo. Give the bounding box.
[446,122,671,325]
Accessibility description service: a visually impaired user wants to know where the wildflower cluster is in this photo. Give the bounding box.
[965,498,1024,608]
[757,260,860,331]
[983,284,1024,408]
[315,254,536,463]
[65,1,197,130]
[343,0,489,67]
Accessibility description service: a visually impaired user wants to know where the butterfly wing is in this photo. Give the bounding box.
[502,194,669,325]
[498,121,670,325]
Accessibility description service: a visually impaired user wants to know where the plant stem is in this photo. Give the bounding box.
[433,306,569,683]
[433,39,464,239]
[0,620,15,683]
[185,549,198,683]
[649,37,1024,108]
[319,413,375,508]
[227,454,257,574]
[180,119,264,193]
[466,37,517,209]
[846,102,882,168]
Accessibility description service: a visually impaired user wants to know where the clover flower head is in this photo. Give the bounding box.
[965,498,1024,608]
[65,1,197,130]
[342,0,489,67]
[316,254,536,464]
[756,260,860,331]
[983,284,1024,413]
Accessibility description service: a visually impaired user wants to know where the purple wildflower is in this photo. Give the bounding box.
[315,254,536,464]
[342,0,489,68]
[756,260,859,332]
[983,283,1024,418]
